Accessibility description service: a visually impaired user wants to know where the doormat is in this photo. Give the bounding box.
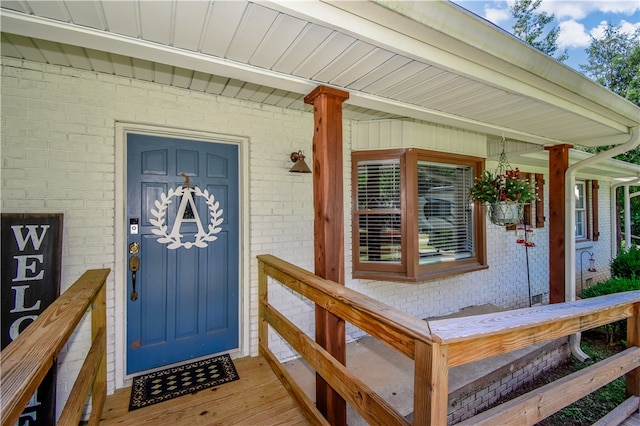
[128,354,239,411]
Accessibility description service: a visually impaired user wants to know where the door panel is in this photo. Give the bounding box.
[127,133,239,374]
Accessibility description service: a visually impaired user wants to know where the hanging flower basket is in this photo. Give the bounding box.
[488,202,524,226]
[468,137,538,226]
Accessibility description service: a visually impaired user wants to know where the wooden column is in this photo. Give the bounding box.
[304,85,349,426]
[545,144,572,304]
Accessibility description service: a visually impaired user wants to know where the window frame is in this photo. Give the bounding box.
[575,179,599,242]
[575,180,589,241]
[352,148,487,283]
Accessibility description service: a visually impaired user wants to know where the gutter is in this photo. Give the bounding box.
[564,126,640,361]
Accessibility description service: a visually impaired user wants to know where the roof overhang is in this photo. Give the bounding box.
[1,0,638,148]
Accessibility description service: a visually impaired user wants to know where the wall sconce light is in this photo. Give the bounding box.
[289,150,311,173]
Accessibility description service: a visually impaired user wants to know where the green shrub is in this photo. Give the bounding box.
[610,246,640,279]
[579,277,640,299]
[579,277,640,345]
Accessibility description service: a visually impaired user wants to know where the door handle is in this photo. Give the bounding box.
[129,255,140,301]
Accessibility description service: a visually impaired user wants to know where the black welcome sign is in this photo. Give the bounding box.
[2,213,63,425]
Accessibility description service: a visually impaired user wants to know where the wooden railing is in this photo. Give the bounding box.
[0,268,110,426]
[258,254,640,425]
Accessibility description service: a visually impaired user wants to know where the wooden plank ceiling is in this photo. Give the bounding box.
[0,0,637,147]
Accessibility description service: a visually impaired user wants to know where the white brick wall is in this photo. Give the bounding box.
[575,180,613,293]
[2,57,318,417]
[1,57,616,419]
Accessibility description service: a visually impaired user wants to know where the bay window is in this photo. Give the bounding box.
[352,148,487,282]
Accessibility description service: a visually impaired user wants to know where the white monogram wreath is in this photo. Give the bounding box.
[150,186,223,249]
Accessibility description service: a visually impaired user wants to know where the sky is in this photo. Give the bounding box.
[452,0,640,72]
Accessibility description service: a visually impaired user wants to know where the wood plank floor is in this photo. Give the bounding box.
[620,411,639,426]
[100,356,311,425]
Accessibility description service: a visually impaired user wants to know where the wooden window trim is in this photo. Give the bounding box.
[352,148,487,283]
[591,180,599,241]
[576,180,589,242]
[535,173,545,228]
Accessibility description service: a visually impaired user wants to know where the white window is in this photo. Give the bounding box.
[575,181,586,239]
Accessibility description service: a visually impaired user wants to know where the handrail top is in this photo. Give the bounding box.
[428,291,640,344]
[1,268,110,423]
[258,254,432,344]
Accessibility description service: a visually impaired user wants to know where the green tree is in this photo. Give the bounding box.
[580,23,640,104]
[510,0,568,62]
[622,44,640,105]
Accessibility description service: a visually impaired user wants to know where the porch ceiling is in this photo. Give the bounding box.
[1,0,638,148]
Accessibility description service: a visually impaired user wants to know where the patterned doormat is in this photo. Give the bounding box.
[128,354,239,411]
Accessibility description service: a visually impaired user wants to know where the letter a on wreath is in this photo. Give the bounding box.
[150,175,223,250]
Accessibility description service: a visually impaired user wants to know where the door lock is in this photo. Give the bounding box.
[129,242,140,254]
[129,255,140,301]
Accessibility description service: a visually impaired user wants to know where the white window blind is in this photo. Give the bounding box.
[575,181,586,239]
[356,158,401,264]
[417,161,474,265]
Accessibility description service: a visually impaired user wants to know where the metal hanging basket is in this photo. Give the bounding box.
[487,202,524,226]
[471,137,536,227]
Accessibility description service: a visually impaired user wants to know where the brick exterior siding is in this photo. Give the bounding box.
[1,57,613,420]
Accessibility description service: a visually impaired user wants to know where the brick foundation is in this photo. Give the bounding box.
[447,338,570,424]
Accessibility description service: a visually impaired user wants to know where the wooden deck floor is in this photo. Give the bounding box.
[100,356,311,425]
[620,411,639,426]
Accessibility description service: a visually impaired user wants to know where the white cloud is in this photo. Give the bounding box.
[619,20,640,35]
[593,0,640,15]
[558,20,592,48]
[474,0,640,21]
[540,1,589,20]
[483,6,511,25]
[589,19,640,40]
[590,21,609,39]
[540,0,639,20]
[455,0,639,42]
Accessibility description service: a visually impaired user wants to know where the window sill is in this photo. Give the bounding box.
[576,240,594,250]
[353,262,489,283]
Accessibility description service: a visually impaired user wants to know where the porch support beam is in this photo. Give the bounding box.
[545,144,572,304]
[304,85,349,426]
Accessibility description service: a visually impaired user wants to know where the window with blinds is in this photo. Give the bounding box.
[575,181,587,239]
[575,180,599,241]
[356,158,402,265]
[417,160,474,265]
[352,148,487,282]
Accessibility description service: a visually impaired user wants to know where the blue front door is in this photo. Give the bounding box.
[126,133,239,374]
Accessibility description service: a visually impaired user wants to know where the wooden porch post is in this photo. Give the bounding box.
[304,85,349,426]
[545,144,572,304]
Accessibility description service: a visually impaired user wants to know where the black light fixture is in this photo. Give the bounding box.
[289,150,311,173]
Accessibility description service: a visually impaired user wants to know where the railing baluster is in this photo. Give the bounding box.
[258,259,268,357]
[89,282,107,425]
[627,301,640,398]
[414,340,449,426]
